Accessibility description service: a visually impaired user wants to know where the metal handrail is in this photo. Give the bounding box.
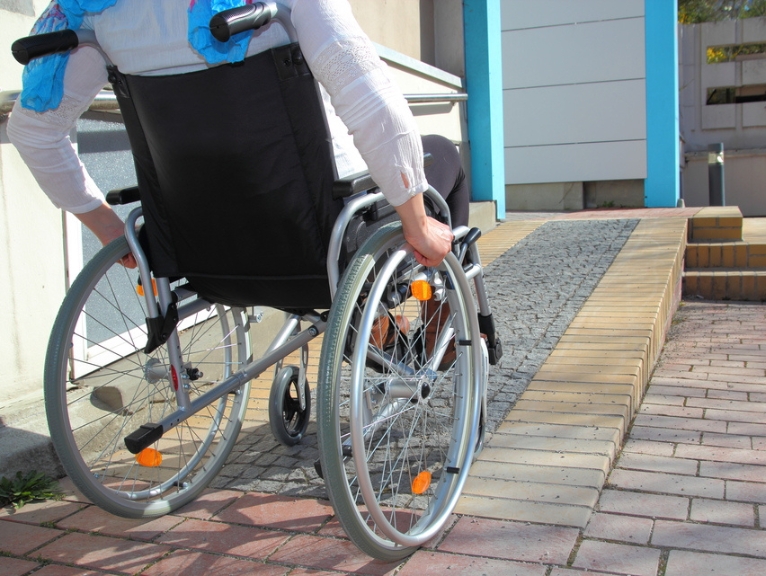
[1,89,465,117]
[0,89,118,116]
[405,93,467,104]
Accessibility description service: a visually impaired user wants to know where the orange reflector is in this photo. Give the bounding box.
[135,448,162,467]
[412,470,432,495]
[411,280,432,301]
[136,278,157,297]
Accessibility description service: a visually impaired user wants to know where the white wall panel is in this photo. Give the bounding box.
[502,0,644,31]
[504,79,646,147]
[702,104,736,129]
[503,18,645,89]
[506,141,647,184]
[743,102,766,127]
[701,19,736,48]
[743,17,766,43]
[701,61,736,89]
[742,59,766,85]
[501,1,648,186]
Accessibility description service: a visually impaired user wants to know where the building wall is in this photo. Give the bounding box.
[349,0,426,63]
[680,18,766,149]
[684,151,766,216]
[501,0,647,198]
[0,1,65,412]
[679,17,766,215]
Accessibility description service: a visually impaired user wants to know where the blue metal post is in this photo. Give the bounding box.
[464,0,506,219]
[644,0,680,207]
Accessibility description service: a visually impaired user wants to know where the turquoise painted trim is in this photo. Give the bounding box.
[464,0,505,218]
[644,0,680,207]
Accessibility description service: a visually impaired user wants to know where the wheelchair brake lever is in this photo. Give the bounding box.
[455,227,482,263]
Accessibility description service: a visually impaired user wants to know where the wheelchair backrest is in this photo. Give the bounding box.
[114,43,343,309]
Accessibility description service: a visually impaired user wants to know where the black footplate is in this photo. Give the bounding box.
[478,313,503,365]
[124,423,164,454]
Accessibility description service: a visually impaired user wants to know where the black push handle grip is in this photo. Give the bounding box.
[209,3,274,42]
[11,30,80,65]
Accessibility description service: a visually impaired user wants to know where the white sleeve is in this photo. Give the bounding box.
[7,46,109,214]
[291,0,428,206]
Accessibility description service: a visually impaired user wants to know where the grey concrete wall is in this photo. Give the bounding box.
[684,151,766,216]
[0,1,64,409]
[679,17,766,215]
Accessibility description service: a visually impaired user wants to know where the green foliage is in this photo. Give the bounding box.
[707,42,766,63]
[680,0,766,23]
[0,471,62,509]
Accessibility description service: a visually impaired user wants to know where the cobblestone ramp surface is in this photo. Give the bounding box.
[484,218,638,431]
[212,219,639,497]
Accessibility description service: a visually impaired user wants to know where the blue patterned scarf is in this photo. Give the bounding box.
[21,0,257,112]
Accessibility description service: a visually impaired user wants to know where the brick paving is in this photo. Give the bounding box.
[4,212,766,575]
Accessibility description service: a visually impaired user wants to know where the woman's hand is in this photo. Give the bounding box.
[76,203,137,268]
[394,194,453,267]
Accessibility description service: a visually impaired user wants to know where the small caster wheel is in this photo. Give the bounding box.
[269,365,310,446]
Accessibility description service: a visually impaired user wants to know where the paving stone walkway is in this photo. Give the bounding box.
[3,213,766,575]
[4,298,764,575]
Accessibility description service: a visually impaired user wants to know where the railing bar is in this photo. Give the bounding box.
[1,90,467,116]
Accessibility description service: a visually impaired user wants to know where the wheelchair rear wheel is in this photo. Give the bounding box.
[45,237,251,517]
[318,224,482,560]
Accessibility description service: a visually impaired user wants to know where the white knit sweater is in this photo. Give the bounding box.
[8,0,427,214]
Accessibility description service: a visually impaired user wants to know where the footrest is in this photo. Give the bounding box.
[488,338,503,365]
[478,313,503,365]
[124,423,164,454]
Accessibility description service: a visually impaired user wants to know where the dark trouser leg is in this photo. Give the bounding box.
[421,134,470,228]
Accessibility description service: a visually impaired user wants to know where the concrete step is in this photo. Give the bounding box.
[684,268,766,301]
[687,206,743,242]
[686,241,766,268]
[683,208,766,300]
[0,391,64,481]
[468,200,497,234]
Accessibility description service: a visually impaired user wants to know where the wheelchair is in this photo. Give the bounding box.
[13,3,502,561]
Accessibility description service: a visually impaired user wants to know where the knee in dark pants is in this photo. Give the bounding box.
[421,134,469,228]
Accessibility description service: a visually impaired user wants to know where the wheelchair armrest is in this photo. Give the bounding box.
[106,186,141,206]
[331,153,434,200]
[332,171,376,200]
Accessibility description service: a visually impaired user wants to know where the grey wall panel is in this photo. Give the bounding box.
[506,140,647,184]
[502,0,644,31]
[504,79,647,147]
[503,18,645,89]
[500,0,648,187]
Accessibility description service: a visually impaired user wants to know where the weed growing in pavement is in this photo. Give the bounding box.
[0,470,63,509]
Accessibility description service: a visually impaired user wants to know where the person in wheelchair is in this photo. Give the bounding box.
[8,1,497,561]
[8,0,469,271]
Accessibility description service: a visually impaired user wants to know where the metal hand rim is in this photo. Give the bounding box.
[349,248,483,547]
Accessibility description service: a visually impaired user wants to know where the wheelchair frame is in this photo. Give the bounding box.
[119,187,467,454]
[14,2,502,561]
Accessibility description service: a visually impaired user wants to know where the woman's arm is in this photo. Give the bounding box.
[291,0,453,264]
[8,44,133,259]
[8,45,109,216]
